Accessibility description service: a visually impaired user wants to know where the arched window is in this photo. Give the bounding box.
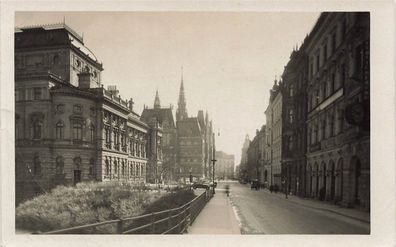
[89,125,95,142]
[55,156,64,175]
[114,160,118,174]
[32,120,42,140]
[74,157,82,170]
[288,135,294,151]
[105,159,110,176]
[289,109,294,124]
[33,155,41,175]
[56,121,64,139]
[289,85,294,97]
[73,122,82,140]
[89,158,95,176]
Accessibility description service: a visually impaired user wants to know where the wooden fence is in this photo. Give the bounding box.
[41,189,213,234]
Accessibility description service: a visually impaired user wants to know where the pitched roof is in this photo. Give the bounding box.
[177,117,202,137]
[141,108,175,129]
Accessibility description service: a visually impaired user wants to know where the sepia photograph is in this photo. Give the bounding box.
[13,11,370,235]
[1,1,395,247]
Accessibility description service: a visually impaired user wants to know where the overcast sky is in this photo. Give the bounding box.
[15,11,320,164]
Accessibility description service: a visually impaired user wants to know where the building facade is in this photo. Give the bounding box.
[280,47,308,196]
[15,24,163,204]
[264,80,283,188]
[238,134,250,182]
[246,126,266,184]
[175,76,215,182]
[304,12,370,209]
[215,151,235,180]
[141,91,177,183]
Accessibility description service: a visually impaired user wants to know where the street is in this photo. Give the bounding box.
[223,182,370,234]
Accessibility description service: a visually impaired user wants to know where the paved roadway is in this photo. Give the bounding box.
[222,182,370,234]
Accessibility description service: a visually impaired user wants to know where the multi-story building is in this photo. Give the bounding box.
[214,151,235,180]
[15,23,162,204]
[175,76,214,182]
[141,91,177,183]
[280,47,308,196]
[264,80,283,188]
[304,12,370,209]
[238,134,250,181]
[246,126,266,184]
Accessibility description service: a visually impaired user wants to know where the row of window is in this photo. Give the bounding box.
[309,18,347,78]
[15,87,43,101]
[23,119,96,142]
[308,64,346,111]
[30,155,94,176]
[104,126,147,157]
[308,109,345,145]
[104,158,145,177]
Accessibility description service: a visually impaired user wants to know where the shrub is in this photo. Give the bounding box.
[16,181,163,233]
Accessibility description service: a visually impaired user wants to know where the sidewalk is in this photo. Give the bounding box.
[188,190,241,234]
[260,187,370,223]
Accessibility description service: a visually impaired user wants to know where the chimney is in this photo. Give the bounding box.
[107,85,119,97]
[129,98,134,112]
[78,72,92,89]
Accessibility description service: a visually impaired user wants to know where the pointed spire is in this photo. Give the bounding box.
[154,89,161,109]
[176,66,188,121]
[181,66,183,83]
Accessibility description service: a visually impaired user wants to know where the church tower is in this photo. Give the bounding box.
[154,90,161,109]
[176,67,188,121]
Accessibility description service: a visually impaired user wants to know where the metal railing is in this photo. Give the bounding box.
[42,189,213,234]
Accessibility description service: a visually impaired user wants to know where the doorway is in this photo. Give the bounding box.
[74,170,81,185]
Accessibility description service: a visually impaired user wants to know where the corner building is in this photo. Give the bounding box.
[15,24,163,204]
[304,12,370,209]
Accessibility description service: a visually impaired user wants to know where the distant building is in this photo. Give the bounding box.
[175,73,214,182]
[264,80,283,188]
[215,151,235,180]
[141,91,177,183]
[14,23,162,204]
[238,134,250,181]
[246,126,266,184]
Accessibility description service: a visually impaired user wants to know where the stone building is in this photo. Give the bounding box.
[264,80,283,188]
[215,151,235,180]
[141,91,177,183]
[175,74,214,182]
[246,126,266,184]
[304,12,370,209]
[15,23,162,204]
[237,134,250,181]
[280,46,308,196]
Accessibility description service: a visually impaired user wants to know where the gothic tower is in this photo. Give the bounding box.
[176,67,188,121]
[154,90,161,109]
